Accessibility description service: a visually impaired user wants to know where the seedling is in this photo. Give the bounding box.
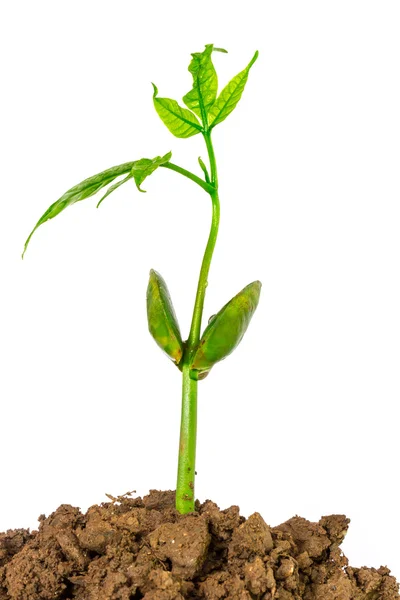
[23,45,260,515]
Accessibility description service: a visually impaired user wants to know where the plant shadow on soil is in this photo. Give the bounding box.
[0,490,398,599]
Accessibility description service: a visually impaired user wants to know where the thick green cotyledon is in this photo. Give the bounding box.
[190,281,262,380]
[23,44,259,515]
[147,270,184,367]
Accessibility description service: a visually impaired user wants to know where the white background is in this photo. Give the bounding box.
[1,0,399,581]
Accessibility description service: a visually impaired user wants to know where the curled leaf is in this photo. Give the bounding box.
[183,44,218,122]
[131,151,172,192]
[96,173,133,207]
[147,269,184,366]
[22,162,135,257]
[190,280,262,379]
[22,152,172,257]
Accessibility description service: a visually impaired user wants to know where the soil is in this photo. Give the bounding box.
[0,490,398,600]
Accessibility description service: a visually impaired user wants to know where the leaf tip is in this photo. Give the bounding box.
[21,241,28,259]
[151,82,158,98]
[251,280,262,302]
[250,50,259,68]
[21,230,35,259]
[214,47,228,54]
[135,182,147,193]
[250,280,262,294]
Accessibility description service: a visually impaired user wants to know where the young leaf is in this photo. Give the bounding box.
[198,156,210,183]
[209,50,259,129]
[182,44,219,122]
[152,84,202,138]
[22,153,172,257]
[96,173,133,208]
[131,151,172,192]
[190,280,262,379]
[147,269,184,366]
[22,162,135,257]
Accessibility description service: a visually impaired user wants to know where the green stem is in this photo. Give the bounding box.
[176,131,219,513]
[187,188,220,349]
[187,131,219,348]
[176,363,198,513]
[203,131,218,188]
[160,162,214,194]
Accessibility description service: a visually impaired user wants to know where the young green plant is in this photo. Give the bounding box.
[22,45,261,514]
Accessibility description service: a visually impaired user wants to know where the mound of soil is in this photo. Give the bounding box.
[0,490,398,600]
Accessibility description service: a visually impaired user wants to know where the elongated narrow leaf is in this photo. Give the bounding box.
[190,280,262,380]
[182,44,219,122]
[152,84,202,138]
[147,269,184,365]
[22,152,172,257]
[131,151,172,192]
[209,51,259,129]
[96,173,133,207]
[22,162,135,257]
[198,156,210,183]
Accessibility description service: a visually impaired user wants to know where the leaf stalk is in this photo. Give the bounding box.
[160,162,214,194]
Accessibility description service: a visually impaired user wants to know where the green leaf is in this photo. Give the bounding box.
[96,173,133,208]
[190,280,262,379]
[131,151,172,192]
[22,162,135,257]
[209,50,259,129]
[22,153,172,257]
[182,44,219,123]
[147,269,184,366]
[152,84,202,138]
[198,156,210,183]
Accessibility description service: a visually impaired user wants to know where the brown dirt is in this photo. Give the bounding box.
[0,490,398,600]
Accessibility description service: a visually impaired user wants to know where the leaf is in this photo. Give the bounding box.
[198,156,210,183]
[152,84,202,138]
[182,44,219,122]
[96,173,133,207]
[22,161,135,257]
[147,269,184,366]
[131,151,172,192]
[22,152,172,257]
[209,50,259,129]
[190,280,262,379]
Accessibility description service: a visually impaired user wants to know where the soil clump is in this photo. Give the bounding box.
[0,490,398,599]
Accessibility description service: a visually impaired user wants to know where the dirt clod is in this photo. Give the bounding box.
[229,512,273,560]
[0,490,398,599]
[148,515,210,579]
